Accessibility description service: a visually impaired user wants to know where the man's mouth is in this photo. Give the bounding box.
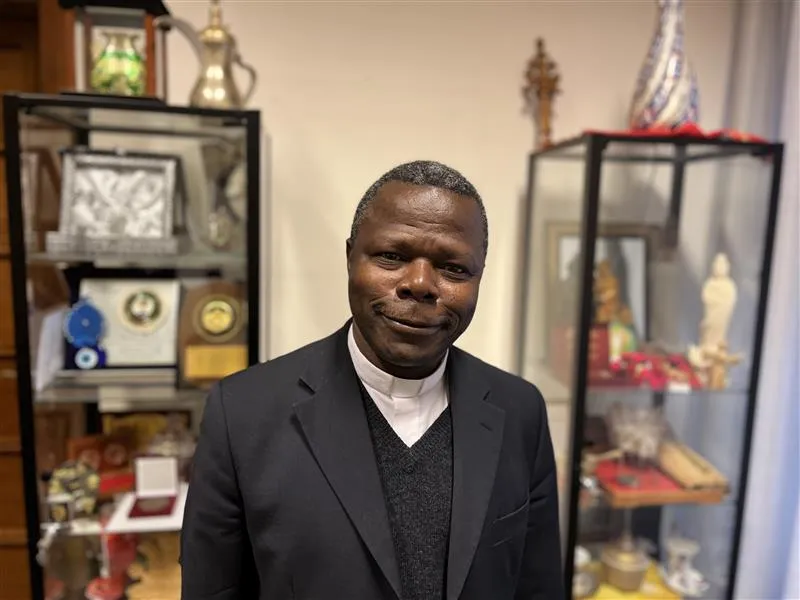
[381,314,443,333]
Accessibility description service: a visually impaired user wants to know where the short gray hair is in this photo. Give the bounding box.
[349,160,488,255]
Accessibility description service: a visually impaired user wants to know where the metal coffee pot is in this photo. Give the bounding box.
[155,0,256,109]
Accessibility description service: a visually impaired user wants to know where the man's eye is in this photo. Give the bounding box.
[443,264,468,276]
[378,252,402,262]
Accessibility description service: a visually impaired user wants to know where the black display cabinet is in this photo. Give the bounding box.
[515,133,783,599]
[3,91,264,599]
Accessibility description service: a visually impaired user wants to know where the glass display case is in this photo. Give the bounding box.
[515,133,784,600]
[2,91,263,600]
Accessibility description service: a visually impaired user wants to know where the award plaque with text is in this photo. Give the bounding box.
[177,281,248,389]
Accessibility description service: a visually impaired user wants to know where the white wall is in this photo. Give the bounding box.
[162,0,734,371]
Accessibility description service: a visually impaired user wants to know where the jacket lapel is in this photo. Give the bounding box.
[293,325,402,600]
[446,349,506,600]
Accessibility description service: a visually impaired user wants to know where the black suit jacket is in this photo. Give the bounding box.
[180,322,565,600]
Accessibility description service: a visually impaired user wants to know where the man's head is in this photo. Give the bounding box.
[346,160,488,379]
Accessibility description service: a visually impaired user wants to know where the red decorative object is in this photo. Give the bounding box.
[45,577,65,600]
[128,495,177,519]
[611,351,703,391]
[84,575,126,600]
[106,534,140,577]
[99,471,135,497]
[596,459,682,495]
[594,458,727,508]
[583,124,768,143]
[549,325,641,388]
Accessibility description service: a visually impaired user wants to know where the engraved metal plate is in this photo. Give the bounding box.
[48,148,182,255]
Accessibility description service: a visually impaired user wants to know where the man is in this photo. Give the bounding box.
[180,160,564,600]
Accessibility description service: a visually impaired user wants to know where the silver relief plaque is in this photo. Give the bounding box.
[46,149,182,255]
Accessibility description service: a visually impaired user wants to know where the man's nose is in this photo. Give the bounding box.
[397,259,438,303]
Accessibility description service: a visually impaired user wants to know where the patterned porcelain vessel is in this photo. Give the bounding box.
[628,0,699,129]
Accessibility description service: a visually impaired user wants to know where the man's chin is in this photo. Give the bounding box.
[375,344,448,376]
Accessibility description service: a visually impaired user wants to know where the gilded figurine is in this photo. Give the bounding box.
[593,259,634,326]
[523,38,561,150]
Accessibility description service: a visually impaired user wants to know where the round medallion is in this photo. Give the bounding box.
[121,290,164,332]
[75,347,100,370]
[193,295,242,343]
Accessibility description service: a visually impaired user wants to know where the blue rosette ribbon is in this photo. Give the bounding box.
[63,299,105,348]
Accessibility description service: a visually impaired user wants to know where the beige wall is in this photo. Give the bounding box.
[163,0,735,372]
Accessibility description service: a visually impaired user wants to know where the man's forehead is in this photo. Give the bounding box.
[372,181,476,217]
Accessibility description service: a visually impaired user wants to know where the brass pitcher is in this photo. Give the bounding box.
[155,0,256,109]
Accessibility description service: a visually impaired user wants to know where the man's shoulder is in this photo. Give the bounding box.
[452,347,546,411]
[214,328,340,405]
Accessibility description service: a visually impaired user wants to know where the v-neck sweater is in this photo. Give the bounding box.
[360,381,453,600]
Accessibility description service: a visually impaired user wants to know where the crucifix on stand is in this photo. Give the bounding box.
[523,38,561,150]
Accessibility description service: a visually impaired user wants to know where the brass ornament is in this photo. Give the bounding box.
[523,38,561,150]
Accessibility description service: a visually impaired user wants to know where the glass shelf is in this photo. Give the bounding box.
[18,93,252,141]
[27,250,246,272]
[526,362,751,400]
[34,368,206,408]
[538,133,778,164]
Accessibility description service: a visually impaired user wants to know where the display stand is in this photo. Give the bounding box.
[515,132,784,599]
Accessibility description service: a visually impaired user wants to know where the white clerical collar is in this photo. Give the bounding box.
[347,323,448,398]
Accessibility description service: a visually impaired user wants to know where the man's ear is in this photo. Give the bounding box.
[345,238,353,274]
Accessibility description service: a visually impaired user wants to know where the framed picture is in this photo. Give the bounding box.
[46,148,183,255]
[545,221,661,343]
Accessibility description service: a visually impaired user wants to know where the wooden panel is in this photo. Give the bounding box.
[1,7,46,600]
[0,455,29,536]
[0,261,14,356]
[37,0,75,94]
[0,546,31,600]
[0,158,7,256]
[0,18,39,142]
[0,260,14,357]
[0,362,20,454]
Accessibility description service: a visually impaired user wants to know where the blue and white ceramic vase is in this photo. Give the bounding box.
[628,0,699,130]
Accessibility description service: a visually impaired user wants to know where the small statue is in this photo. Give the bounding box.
[688,253,742,388]
[593,260,620,323]
[523,38,561,149]
[698,253,737,349]
[593,259,634,326]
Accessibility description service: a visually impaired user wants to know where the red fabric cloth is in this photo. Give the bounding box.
[98,470,135,497]
[596,460,682,495]
[583,122,769,143]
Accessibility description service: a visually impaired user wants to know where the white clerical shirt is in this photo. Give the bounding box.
[347,324,449,448]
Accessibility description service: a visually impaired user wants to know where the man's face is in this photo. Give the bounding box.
[346,181,485,379]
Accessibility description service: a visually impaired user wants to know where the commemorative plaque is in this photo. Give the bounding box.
[177,281,247,388]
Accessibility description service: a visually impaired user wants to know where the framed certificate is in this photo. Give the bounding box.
[65,278,180,369]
